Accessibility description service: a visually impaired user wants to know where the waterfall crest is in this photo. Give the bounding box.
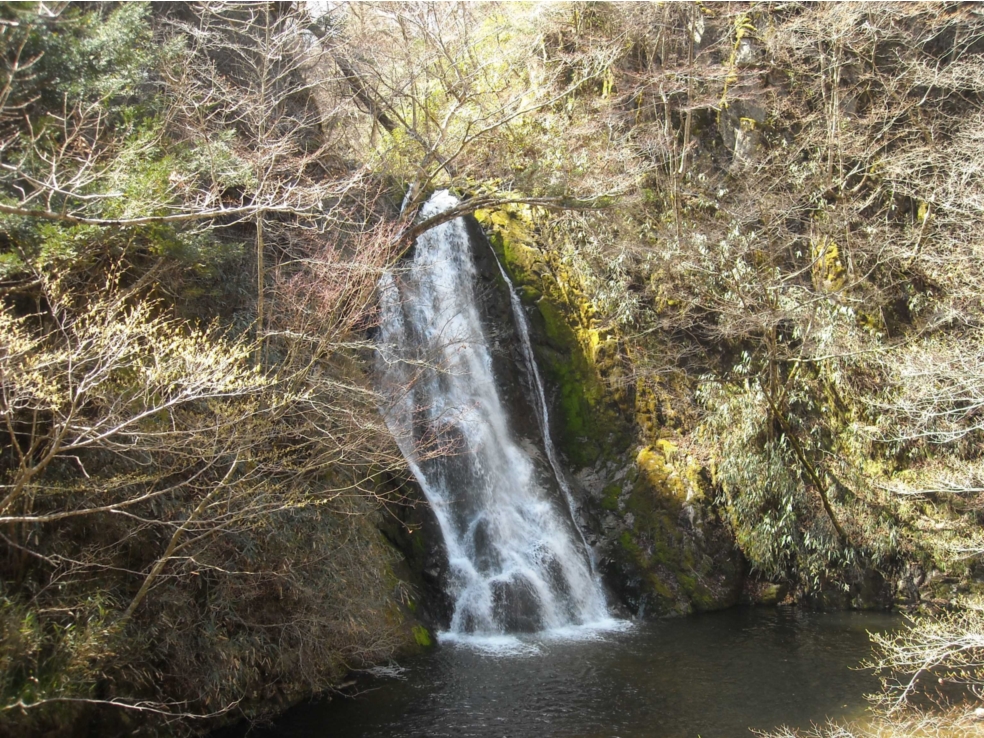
[378,191,608,635]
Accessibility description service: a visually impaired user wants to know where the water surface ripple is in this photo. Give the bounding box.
[249,607,900,738]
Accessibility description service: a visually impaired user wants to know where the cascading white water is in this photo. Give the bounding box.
[494,257,597,565]
[378,191,608,635]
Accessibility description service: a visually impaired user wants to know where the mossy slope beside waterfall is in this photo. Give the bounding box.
[477,206,631,469]
[477,206,743,617]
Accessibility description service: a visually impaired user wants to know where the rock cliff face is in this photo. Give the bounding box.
[472,207,745,617]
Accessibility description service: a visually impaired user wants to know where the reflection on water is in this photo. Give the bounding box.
[239,608,901,738]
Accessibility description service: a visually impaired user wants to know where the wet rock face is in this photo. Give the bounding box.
[464,216,547,450]
[490,576,544,633]
[377,482,454,630]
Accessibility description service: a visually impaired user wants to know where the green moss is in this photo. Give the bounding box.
[479,206,631,468]
[619,531,640,555]
[648,523,680,566]
[601,483,622,511]
[678,572,698,595]
[759,583,789,607]
[690,585,721,612]
[411,624,433,648]
[647,573,676,601]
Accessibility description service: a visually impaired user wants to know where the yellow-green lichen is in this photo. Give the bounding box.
[636,445,688,503]
[812,236,846,292]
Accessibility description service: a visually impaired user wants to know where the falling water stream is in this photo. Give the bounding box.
[377,191,609,637]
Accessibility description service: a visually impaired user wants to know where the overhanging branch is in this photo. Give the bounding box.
[399,194,609,243]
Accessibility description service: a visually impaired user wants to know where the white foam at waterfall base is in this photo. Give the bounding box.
[437,618,633,657]
[436,631,543,657]
[378,190,614,638]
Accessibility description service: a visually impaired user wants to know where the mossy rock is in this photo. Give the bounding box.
[759,583,789,607]
[476,207,632,469]
[599,445,744,617]
[601,482,622,512]
[411,623,433,648]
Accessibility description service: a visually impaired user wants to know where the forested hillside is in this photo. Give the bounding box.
[2,2,984,736]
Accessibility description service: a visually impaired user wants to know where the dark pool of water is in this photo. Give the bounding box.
[240,608,902,738]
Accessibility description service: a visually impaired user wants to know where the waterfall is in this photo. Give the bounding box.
[378,191,608,635]
[494,256,596,565]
